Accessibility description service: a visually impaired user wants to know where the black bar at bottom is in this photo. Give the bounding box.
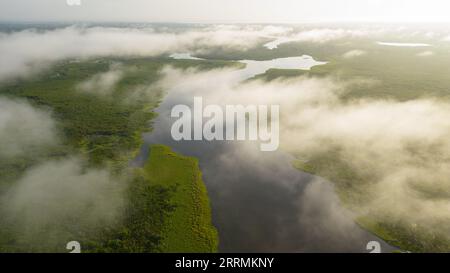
[0,253,441,272]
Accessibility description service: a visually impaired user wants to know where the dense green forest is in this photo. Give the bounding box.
[0,57,239,252]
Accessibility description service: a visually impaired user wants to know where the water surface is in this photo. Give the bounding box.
[134,54,395,252]
[171,53,327,80]
[377,42,431,47]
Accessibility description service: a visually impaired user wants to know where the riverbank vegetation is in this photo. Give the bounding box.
[249,38,450,252]
[0,57,232,252]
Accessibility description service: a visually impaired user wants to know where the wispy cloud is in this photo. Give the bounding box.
[342,49,367,58]
[156,66,450,239]
[0,25,287,81]
[0,97,58,159]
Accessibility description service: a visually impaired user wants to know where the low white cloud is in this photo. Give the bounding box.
[0,96,126,249]
[2,157,126,242]
[416,50,434,57]
[156,66,450,241]
[0,97,58,159]
[264,28,371,49]
[0,25,289,81]
[77,63,124,95]
[343,49,367,58]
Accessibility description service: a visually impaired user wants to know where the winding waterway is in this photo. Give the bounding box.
[134,54,396,252]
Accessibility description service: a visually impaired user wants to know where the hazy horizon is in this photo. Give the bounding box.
[2,0,450,24]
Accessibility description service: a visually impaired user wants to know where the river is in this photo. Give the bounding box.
[133,54,396,252]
